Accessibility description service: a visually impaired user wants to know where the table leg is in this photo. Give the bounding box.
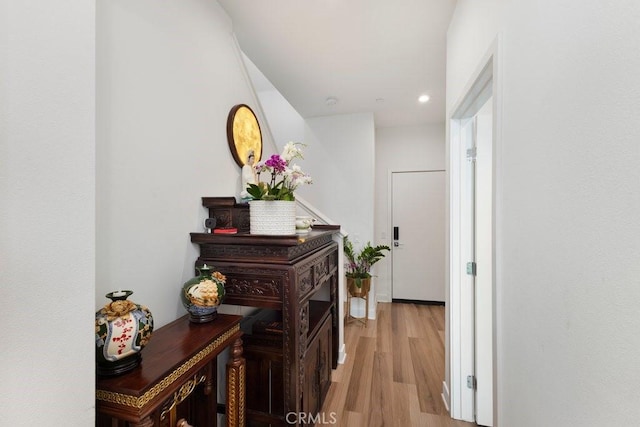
[226,337,246,427]
[365,292,369,327]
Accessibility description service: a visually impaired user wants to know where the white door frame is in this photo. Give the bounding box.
[446,36,502,425]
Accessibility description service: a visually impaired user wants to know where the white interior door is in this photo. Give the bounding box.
[459,117,476,420]
[474,98,493,427]
[392,170,446,302]
[459,99,493,426]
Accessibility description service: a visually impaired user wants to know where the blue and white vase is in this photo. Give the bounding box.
[95,290,154,376]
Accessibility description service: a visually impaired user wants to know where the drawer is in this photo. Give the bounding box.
[297,245,338,302]
[313,247,337,288]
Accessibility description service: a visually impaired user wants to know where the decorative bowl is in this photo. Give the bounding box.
[295,216,315,234]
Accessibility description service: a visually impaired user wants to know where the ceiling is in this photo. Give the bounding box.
[218,0,457,128]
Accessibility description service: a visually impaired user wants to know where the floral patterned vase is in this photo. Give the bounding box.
[181,264,226,323]
[95,290,154,376]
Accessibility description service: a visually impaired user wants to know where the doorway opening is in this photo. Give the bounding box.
[447,38,501,427]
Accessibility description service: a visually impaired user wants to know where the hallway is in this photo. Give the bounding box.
[322,302,478,426]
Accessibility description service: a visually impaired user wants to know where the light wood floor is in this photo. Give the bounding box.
[321,302,477,427]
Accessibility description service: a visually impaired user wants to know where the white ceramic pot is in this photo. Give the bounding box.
[249,200,296,235]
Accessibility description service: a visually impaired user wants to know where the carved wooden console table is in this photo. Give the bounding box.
[96,314,245,427]
[191,199,340,426]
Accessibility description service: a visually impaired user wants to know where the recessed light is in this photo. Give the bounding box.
[326,97,338,106]
[418,94,430,103]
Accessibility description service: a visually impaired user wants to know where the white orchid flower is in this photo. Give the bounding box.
[281,142,304,162]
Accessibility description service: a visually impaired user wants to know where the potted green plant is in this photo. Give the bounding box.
[344,236,390,297]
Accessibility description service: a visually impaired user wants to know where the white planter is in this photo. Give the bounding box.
[249,200,296,235]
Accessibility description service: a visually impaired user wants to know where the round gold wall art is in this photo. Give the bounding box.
[227,104,263,168]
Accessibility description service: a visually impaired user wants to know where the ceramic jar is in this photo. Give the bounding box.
[95,290,154,376]
[181,264,226,323]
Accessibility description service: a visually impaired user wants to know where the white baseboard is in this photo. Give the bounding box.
[377,292,391,303]
[338,344,347,364]
[441,381,451,413]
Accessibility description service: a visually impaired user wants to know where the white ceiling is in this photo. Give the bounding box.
[218,0,457,128]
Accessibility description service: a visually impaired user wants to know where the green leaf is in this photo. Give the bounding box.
[246,184,265,200]
[343,236,390,277]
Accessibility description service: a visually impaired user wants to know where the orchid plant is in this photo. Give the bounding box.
[246,142,312,201]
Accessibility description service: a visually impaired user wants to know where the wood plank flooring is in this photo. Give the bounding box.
[321,302,477,427]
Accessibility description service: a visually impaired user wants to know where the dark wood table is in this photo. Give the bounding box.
[96,314,245,427]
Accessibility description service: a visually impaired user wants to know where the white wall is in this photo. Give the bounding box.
[446,0,506,110]
[245,56,375,243]
[96,0,273,328]
[374,124,446,301]
[257,89,306,148]
[242,51,306,151]
[448,1,640,425]
[302,113,375,243]
[0,1,95,424]
[247,65,376,241]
